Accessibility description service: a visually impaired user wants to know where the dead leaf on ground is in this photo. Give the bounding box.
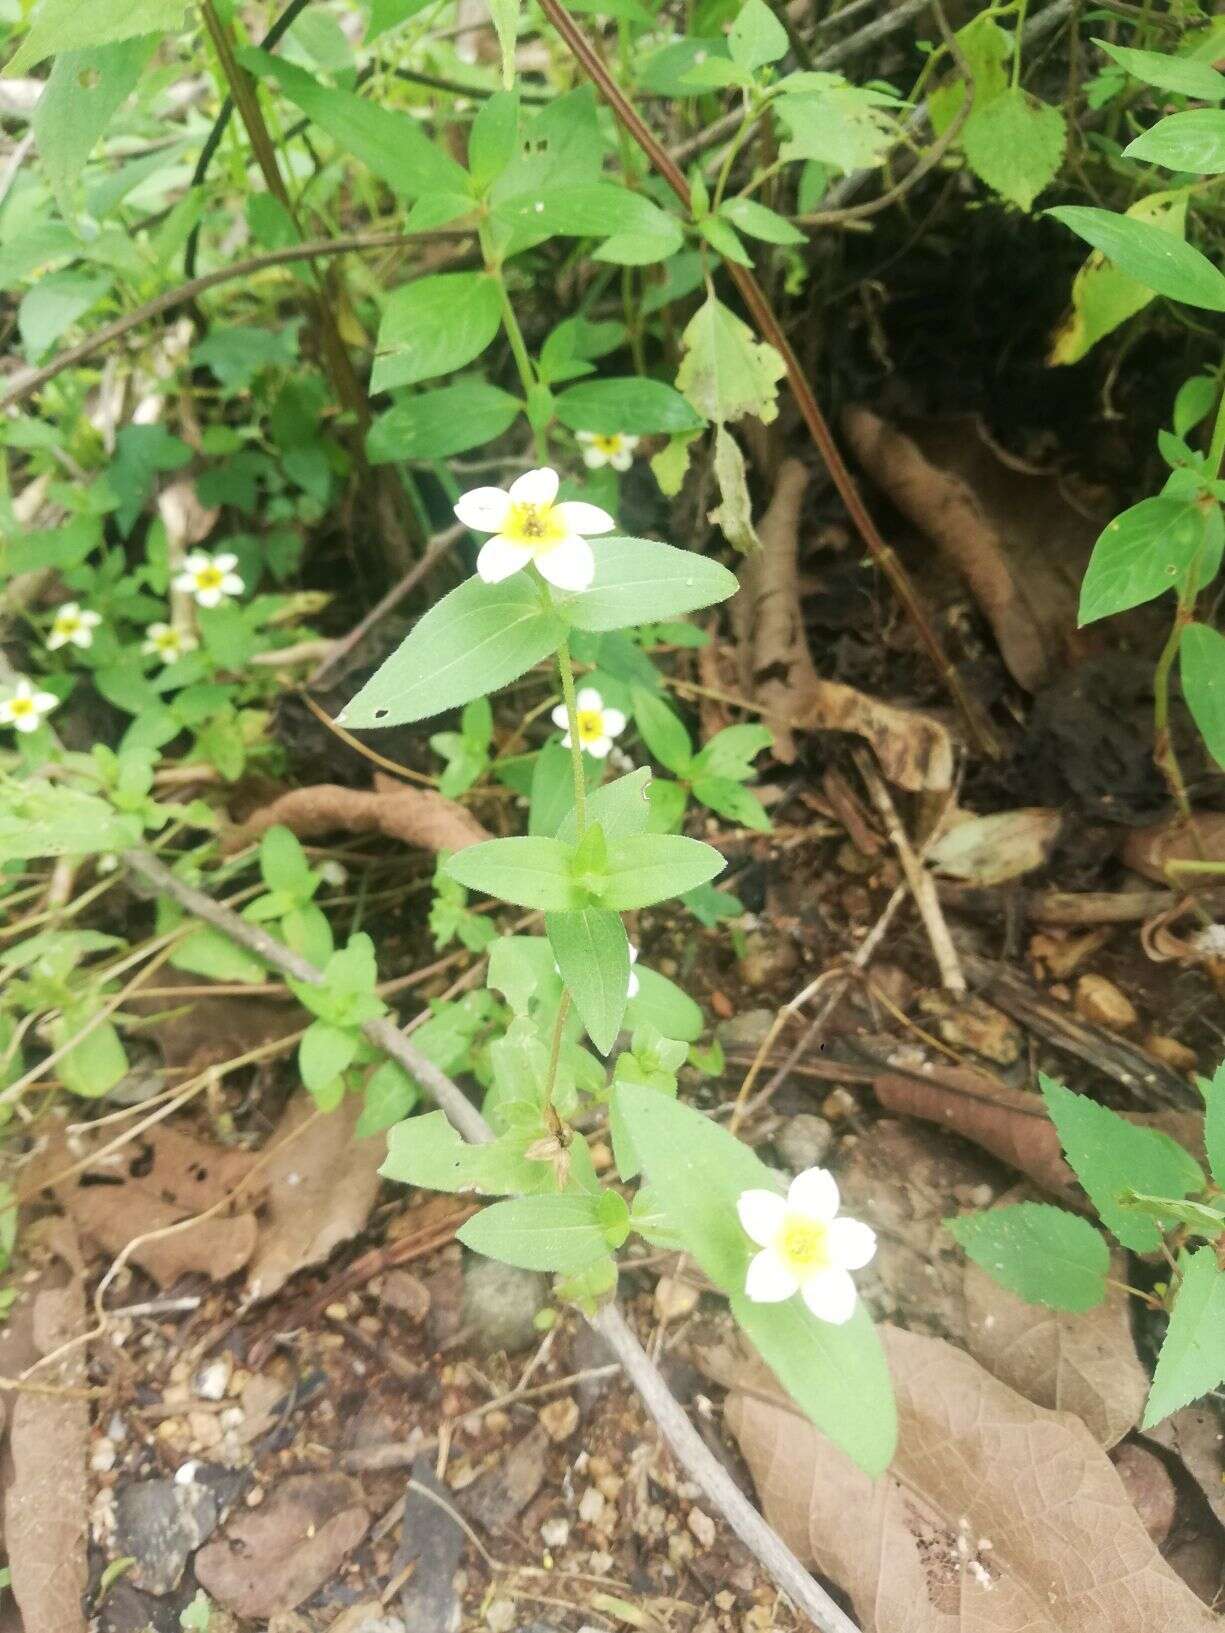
[193,1472,368,1619]
[245,1093,384,1302]
[725,1325,1218,1632]
[730,458,953,790]
[2,1227,89,1633]
[224,772,489,854]
[1112,1442,1177,1545]
[844,409,1097,691]
[927,808,1062,886]
[126,970,298,1073]
[1122,814,1225,884]
[962,1247,1148,1449]
[55,1123,262,1288]
[1147,1406,1225,1533]
[459,1425,549,1531]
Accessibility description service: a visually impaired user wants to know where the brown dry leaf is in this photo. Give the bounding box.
[3,1229,88,1633]
[193,1472,369,1619]
[725,1325,1218,1632]
[126,970,299,1073]
[962,1247,1148,1448]
[927,808,1062,886]
[875,1068,1080,1204]
[56,1124,262,1288]
[1122,814,1225,884]
[844,408,1095,691]
[245,1093,384,1301]
[1147,1406,1225,1531]
[730,458,953,789]
[224,772,489,854]
[1111,1442,1177,1545]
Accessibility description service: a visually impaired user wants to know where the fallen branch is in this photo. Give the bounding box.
[120,847,861,1633]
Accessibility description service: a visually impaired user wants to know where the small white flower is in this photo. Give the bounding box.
[737,1167,876,1325]
[577,431,640,473]
[0,678,59,734]
[174,550,244,609]
[454,467,615,593]
[551,687,627,760]
[46,602,102,651]
[142,622,198,663]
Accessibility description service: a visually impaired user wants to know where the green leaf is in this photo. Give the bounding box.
[774,75,900,174]
[601,833,725,909]
[1174,375,1217,439]
[631,687,693,776]
[468,90,520,190]
[367,380,522,462]
[693,723,773,780]
[444,837,582,910]
[0,783,141,864]
[381,1109,551,1195]
[560,536,739,631]
[614,1082,895,1472]
[32,36,156,213]
[18,272,112,363]
[1118,1191,1225,1239]
[458,1194,610,1271]
[530,740,595,836]
[299,1020,360,1096]
[1198,1061,1225,1191]
[487,0,520,88]
[1126,110,1225,174]
[676,295,786,426]
[371,273,503,393]
[692,775,770,831]
[260,825,313,895]
[494,183,679,246]
[555,378,704,436]
[719,196,805,245]
[729,0,788,70]
[1144,1248,1225,1426]
[1047,205,1225,312]
[53,1008,128,1099]
[1079,496,1208,623]
[557,768,654,844]
[928,12,1010,136]
[240,48,468,197]
[1041,1074,1204,1253]
[7,0,180,72]
[961,87,1066,211]
[1096,39,1225,103]
[625,965,704,1042]
[170,926,267,985]
[1181,622,1225,769]
[338,575,565,728]
[699,215,753,267]
[1049,191,1188,366]
[547,907,629,1055]
[945,1202,1109,1311]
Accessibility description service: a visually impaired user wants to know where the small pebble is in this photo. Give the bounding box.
[577,1486,606,1525]
[687,1508,716,1549]
[653,1276,700,1323]
[774,1113,834,1173]
[539,1396,580,1442]
[821,1087,857,1121]
[541,1516,570,1549]
[90,1438,116,1473]
[1144,1032,1197,1074]
[193,1357,231,1401]
[485,1598,516,1633]
[1074,974,1138,1033]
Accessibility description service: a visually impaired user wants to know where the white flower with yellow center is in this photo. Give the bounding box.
[577,431,640,473]
[0,678,59,734]
[551,686,627,760]
[174,550,244,609]
[454,467,614,592]
[738,1168,876,1325]
[46,603,102,651]
[142,622,198,664]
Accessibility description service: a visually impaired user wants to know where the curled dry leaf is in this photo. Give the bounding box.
[1146,1406,1225,1532]
[724,1325,1218,1632]
[730,458,953,789]
[1122,813,1225,885]
[245,1093,385,1302]
[843,408,1095,691]
[927,808,1062,887]
[224,771,490,855]
[55,1124,263,1288]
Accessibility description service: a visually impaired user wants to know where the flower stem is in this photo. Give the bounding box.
[557,637,587,837]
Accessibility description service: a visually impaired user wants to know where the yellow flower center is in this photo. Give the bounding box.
[593,435,623,455]
[503,501,566,550]
[9,697,34,718]
[576,709,604,743]
[195,566,224,591]
[54,615,80,635]
[777,1215,830,1276]
[157,632,179,651]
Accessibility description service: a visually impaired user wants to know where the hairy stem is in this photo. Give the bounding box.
[557,638,588,837]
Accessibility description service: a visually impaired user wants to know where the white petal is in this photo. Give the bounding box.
[213,552,238,572]
[627,969,640,997]
[509,466,559,507]
[611,451,633,472]
[827,1216,876,1271]
[622,435,641,452]
[0,703,13,724]
[582,447,606,469]
[195,587,222,608]
[58,603,80,618]
[220,573,245,596]
[81,611,102,627]
[550,704,570,730]
[576,431,597,445]
[181,552,208,574]
[70,627,94,647]
[554,499,615,536]
[737,1189,787,1247]
[601,708,626,737]
[147,623,170,638]
[477,535,533,583]
[172,570,195,594]
[559,731,573,749]
[801,1267,858,1325]
[787,1167,840,1223]
[12,712,39,733]
[586,736,612,759]
[33,692,57,713]
[745,1247,799,1303]
[628,944,639,965]
[576,687,603,711]
[454,486,512,533]
[536,537,594,592]
[46,631,67,651]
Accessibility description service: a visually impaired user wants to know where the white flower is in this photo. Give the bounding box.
[46,603,102,651]
[551,687,628,760]
[737,1168,876,1325]
[626,942,640,998]
[174,550,244,608]
[142,622,198,663]
[577,431,640,473]
[0,678,59,734]
[454,467,615,592]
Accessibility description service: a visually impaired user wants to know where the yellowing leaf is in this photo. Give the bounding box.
[1049,191,1188,366]
[708,424,760,551]
[676,294,786,426]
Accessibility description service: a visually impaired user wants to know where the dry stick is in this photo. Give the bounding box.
[0,229,472,412]
[120,847,859,1633]
[535,0,996,762]
[852,748,965,995]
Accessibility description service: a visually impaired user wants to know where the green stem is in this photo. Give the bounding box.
[541,990,572,1133]
[481,230,548,463]
[557,636,587,837]
[1209,374,1225,473]
[1152,567,1200,826]
[1011,0,1028,87]
[712,96,756,212]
